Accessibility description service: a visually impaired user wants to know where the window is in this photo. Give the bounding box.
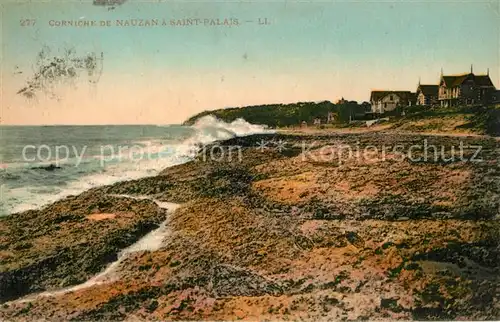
[389,95,393,101]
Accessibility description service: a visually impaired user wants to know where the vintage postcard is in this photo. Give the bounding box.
[1,0,499,320]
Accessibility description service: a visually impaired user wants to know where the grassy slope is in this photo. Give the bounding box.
[183,101,339,128]
[185,103,500,136]
[389,105,500,136]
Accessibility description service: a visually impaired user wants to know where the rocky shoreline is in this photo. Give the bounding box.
[1,131,499,320]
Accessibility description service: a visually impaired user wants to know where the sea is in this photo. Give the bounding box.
[0,116,268,216]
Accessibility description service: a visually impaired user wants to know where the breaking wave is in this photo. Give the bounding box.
[0,116,270,216]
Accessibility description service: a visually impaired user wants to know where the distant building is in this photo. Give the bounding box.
[327,112,336,123]
[438,67,496,107]
[408,92,417,107]
[369,66,498,112]
[416,84,439,106]
[369,91,414,113]
[491,90,500,104]
[336,97,348,105]
[361,101,371,112]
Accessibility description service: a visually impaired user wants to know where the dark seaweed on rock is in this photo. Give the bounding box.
[1,132,499,320]
[0,194,166,303]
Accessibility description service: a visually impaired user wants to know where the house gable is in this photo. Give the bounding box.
[441,74,471,88]
[417,85,439,97]
[370,91,412,103]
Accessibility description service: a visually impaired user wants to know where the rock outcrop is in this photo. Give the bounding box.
[1,132,499,320]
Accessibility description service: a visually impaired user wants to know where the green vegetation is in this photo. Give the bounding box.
[458,105,500,136]
[183,100,370,127]
[394,104,500,136]
[184,100,499,136]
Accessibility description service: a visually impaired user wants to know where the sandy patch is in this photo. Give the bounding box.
[280,124,393,135]
[333,180,380,200]
[252,172,320,204]
[86,213,116,221]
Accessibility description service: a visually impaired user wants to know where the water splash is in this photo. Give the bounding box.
[13,195,179,303]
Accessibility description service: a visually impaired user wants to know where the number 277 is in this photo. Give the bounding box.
[20,19,36,26]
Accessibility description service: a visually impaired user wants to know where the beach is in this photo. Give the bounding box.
[1,130,499,320]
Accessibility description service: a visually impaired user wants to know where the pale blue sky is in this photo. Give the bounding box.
[2,0,499,124]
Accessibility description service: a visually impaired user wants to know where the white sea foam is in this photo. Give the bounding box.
[2,117,269,216]
[174,115,271,159]
[13,196,179,302]
[193,115,269,136]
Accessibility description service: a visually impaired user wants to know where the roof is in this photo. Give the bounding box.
[417,84,439,97]
[440,73,495,88]
[475,75,494,87]
[441,73,471,87]
[370,91,412,102]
